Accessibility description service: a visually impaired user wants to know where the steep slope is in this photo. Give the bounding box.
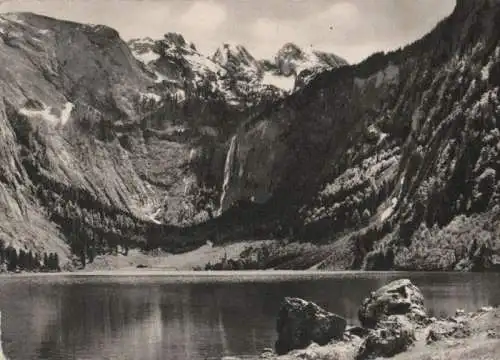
[0,12,238,265]
[218,0,500,271]
[0,12,155,262]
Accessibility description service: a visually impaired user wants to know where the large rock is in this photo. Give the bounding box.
[275,297,347,355]
[358,279,427,328]
[356,315,415,360]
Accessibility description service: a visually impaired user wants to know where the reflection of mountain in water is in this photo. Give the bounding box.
[0,274,500,359]
[24,282,277,360]
[34,285,160,359]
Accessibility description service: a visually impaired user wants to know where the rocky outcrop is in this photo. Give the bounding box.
[273,280,424,358]
[358,279,427,328]
[246,279,500,360]
[355,279,425,359]
[275,297,347,355]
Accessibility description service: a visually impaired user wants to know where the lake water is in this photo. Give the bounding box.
[1,271,500,360]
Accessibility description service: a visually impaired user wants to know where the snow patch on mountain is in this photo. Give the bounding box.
[19,101,74,126]
[60,102,74,125]
[380,197,398,221]
[154,71,173,84]
[261,72,295,92]
[133,50,160,64]
[140,92,162,103]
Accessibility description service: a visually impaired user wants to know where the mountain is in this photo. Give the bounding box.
[218,0,500,271]
[0,12,231,265]
[0,11,344,267]
[128,35,347,104]
[267,42,348,89]
[128,33,227,102]
[0,12,155,264]
[211,43,261,81]
[0,0,499,272]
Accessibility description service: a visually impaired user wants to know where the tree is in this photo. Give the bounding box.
[18,249,27,270]
[352,209,361,226]
[47,253,54,270]
[6,246,18,271]
[79,249,86,268]
[34,253,42,270]
[53,253,60,271]
[45,253,60,271]
[87,245,96,263]
[27,251,34,270]
[0,239,5,264]
[43,253,49,270]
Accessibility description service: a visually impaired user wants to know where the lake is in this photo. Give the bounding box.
[1,271,500,360]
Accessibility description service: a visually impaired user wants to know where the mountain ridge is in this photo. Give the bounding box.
[214,0,500,270]
[127,33,348,102]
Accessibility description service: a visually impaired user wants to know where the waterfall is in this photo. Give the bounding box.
[219,135,238,214]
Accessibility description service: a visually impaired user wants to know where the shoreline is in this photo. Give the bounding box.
[0,269,494,277]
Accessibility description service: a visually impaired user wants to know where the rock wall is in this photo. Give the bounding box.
[217,0,500,270]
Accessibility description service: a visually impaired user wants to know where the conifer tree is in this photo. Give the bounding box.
[54,253,60,271]
[6,246,18,271]
[0,240,5,264]
[43,253,49,270]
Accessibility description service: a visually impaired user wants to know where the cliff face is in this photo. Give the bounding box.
[219,0,500,270]
[0,12,226,263]
[0,12,155,262]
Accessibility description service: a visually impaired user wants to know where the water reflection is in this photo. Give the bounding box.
[0,272,499,359]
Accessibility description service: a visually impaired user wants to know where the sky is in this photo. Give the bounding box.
[0,0,456,64]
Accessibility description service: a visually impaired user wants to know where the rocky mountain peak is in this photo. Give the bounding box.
[274,42,348,76]
[162,32,187,48]
[277,43,305,59]
[211,43,259,72]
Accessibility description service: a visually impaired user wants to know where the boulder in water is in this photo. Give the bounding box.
[358,279,427,328]
[275,297,347,355]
